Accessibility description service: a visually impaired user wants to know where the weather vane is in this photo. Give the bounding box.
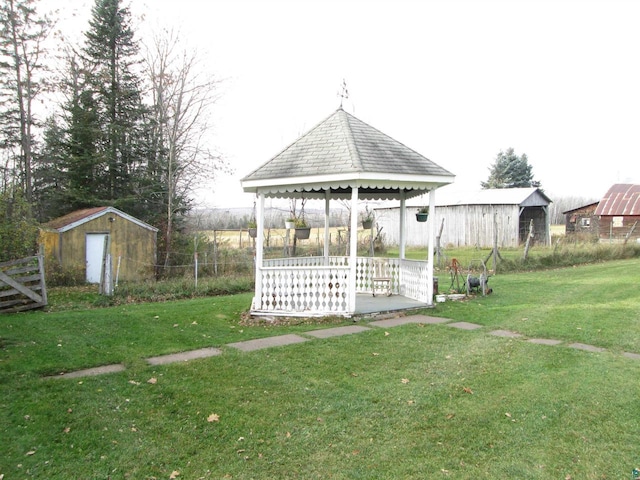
[338,79,349,108]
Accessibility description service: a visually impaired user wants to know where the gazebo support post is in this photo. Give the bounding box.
[253,193,265,309]
[399,191,406,260]
[426,189,435,305]
[324,190,330,265]
[349,187,359,313]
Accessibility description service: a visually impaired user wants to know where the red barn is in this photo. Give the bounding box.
[594,184,640,243]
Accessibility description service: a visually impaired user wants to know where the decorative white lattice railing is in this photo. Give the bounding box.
[256,265,351,315]
[255,256,430,315]
[398,259,431,303]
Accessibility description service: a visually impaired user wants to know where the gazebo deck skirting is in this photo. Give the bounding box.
[251,256,432,317]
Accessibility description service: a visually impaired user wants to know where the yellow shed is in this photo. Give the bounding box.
[40,207,158,283]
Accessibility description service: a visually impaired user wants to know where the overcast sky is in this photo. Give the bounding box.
[52,0,640,208]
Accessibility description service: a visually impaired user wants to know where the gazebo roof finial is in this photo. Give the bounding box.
[338,79,349,109]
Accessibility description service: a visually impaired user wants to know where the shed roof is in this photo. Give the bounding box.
[562,202,599,215]
[43,207,158,233]
[241,107,455,200]
[594,184,640,216]
[433,187,552,207]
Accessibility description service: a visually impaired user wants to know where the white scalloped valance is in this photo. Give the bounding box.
[242,173,454,201]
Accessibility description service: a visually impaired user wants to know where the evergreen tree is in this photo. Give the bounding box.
[80,0,152,217]
[481,148,540,189]
[32,115,68,221]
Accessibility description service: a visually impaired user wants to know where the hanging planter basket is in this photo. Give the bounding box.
[248,228,257,238]
[416,212,429,222]
[295,227,311,240]
[285,220,296,230]
[362,219,373,229]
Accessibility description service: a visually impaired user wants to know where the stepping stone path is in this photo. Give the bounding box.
[46,314,639,379]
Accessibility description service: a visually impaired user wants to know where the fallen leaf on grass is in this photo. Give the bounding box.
[401,378,410,384]
[25,450,36,456]
[169,471,180,479]
[286,432,291,438]
[384,331,390,336]
[63,427,71,433]
[505,412,512,418]
[463,387,473,394]
[446,413,455,420]
[207,413,220,422]
[128,380,140,386]
[147,377,157,384]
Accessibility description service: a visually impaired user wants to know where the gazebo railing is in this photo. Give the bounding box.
[258,257,430,314]
[256,265,351,315]
[398,258,431,303]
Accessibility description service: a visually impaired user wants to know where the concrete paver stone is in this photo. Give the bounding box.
[47,363,126,379]
[305,325,370,338]
[147,347,222,366]
[227,334,309,352]
[490,329,523,338]
[369,315,449,328]
[528,338,563,346]
[447,321,483,330]
[568,343,606,353]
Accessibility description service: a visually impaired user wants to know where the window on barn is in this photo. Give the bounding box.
[580,217,590,227]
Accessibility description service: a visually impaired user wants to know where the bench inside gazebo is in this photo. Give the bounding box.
[241,107,455,318]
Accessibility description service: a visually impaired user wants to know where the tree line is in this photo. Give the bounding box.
[0,0,226,265]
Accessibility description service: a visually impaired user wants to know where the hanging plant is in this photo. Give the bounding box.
[416,207,429,222]
[361,205,374,229]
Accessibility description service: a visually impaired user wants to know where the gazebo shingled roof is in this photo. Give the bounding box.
[241,107,455,199]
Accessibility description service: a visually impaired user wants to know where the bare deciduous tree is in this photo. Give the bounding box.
[0,0,52,201]
[145,28,229,268]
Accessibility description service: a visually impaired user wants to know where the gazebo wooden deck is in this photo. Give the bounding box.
[241,107,455,317]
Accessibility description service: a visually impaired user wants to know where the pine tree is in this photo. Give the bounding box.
[481,148,540,189]
[80,0,151,216]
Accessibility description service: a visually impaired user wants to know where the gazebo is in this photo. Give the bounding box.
[241,107,455,317]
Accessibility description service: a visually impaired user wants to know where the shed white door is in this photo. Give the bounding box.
[86,233,108,283]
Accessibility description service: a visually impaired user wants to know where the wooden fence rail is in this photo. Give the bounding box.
[0,255,48,314]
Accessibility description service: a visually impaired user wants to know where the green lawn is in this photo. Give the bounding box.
[1,259,639,478]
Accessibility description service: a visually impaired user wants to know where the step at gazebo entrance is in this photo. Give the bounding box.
[241,107,455,317]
